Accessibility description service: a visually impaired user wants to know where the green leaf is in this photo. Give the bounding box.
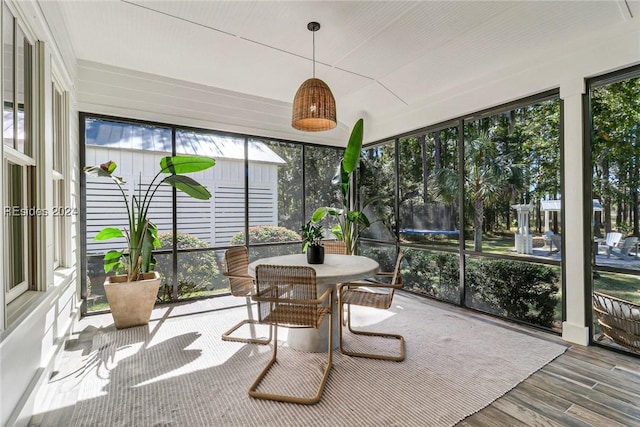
[104,250,123,261]
[159,156,215,174]
[342,118,364,174]
[311,207,328,223]
[103,250,124,274]
[163,175,212,200]
[330,224,343,240]
[347,211,370,227]
[312,206,343,223]
[140,221,158,273]
[84,163,125,185]
[95,227,125,241]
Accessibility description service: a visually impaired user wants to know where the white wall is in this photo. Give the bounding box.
[76,61,350,148]
[0,1,79,426]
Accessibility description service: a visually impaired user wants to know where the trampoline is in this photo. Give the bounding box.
[400,229,459,236]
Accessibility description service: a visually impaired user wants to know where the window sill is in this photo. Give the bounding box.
[4,267,75,330]
[6,291,41,326]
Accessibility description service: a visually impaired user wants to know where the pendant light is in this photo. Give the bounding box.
[291,22,337,132]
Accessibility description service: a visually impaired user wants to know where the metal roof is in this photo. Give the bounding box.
[85,118,285,164]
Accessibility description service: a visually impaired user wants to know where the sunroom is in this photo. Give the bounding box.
[1,1,639,426]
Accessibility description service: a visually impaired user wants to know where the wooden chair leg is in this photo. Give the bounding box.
[339,302,406,362]
[221,319,272,344]
[249,317,333,405]
[222,297,272,344]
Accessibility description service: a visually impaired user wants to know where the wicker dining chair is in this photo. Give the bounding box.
[339,252,406,362]
[592,291,640,353]
[221,247,271,345]
[320,240,347,255]
[249,265,333,405]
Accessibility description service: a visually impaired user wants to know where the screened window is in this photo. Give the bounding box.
[398,126,459,248]
[589,67,640,354]
[360,140,396,242]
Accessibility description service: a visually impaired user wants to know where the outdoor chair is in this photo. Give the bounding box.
[603,232,623,257]
[550,234,562,254]
[609,236,638,259]
[221,247,271,344]
[544,231,555,253]
[592,292,640,353]
[339,252,406,362]
[320,240,347,255]
[249,265,333,405]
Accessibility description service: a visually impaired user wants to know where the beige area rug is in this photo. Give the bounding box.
[70,293,566,426]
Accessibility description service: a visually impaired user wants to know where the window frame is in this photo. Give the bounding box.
[2,5,35,305]
[51,77,69,269]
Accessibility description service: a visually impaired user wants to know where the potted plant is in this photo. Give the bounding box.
[312,118,383,254]
[84,155,215,328]
[302,220,325,264]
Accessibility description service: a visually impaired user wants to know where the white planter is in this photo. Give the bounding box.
[104,272,161,329]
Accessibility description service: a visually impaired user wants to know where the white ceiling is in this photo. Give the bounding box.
[55,1,637,145]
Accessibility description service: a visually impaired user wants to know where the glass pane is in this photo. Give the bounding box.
[84,119,172,266]
[591,75,640,273]
[465,255,562,330]
[173,250,225,301]
[402,247,460,304]
[52,84,62,172]
[153,252,173,302]
[3,6,14,149]
[359,242,396,271]
[592,271,640,353]
[16,26,28,154]
[6,163,25,289]
[86,254,108,312]
[360,141,396,242]
[249,138,303,245]
[53,180,59,265]
[249,243,300,262]
[399,127,459,248]
[175,129,243,247]
[305,145,343,237]
[463,100,561,258]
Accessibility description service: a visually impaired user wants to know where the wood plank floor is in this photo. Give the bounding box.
[29,294,640,427]
[458,328,640,426]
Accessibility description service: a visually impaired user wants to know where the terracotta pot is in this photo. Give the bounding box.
[103,272,161,329]
[306,245,325,264]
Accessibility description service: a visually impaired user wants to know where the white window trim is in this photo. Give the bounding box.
[50,75,70,270]
[3,160,29,303]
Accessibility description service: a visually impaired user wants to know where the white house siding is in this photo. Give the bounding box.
[85,147,279,252]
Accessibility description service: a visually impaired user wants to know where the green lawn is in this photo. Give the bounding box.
[593,271,640,304]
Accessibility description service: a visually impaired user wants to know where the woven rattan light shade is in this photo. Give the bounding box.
[292,78,337,131]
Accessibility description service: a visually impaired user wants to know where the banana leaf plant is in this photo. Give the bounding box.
[311,118,381,254]
[84,155,215,282]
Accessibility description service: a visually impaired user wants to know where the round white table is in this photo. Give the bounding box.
[248,253,379,352]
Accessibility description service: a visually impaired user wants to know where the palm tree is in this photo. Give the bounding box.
[431,130,520,252]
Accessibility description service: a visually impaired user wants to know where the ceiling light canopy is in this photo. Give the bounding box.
[292,22,336,132]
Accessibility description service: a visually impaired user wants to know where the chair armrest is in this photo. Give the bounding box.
[223,272,252,280]
[253,287,333,305]
[317,288,333,304]
[344,279,403,290]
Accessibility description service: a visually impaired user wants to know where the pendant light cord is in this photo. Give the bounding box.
[312,29,316,78]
